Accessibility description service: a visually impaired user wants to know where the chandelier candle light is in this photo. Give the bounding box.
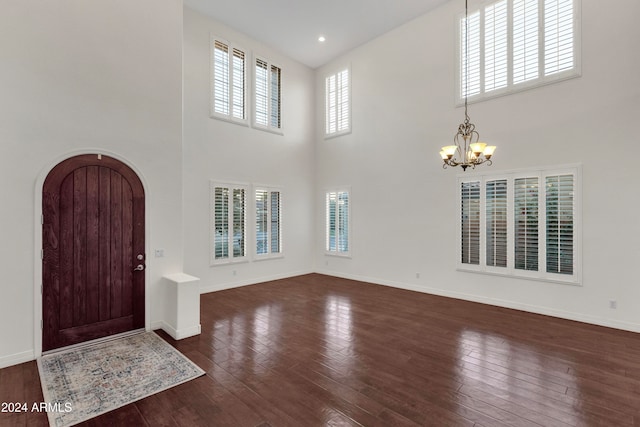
[440,0,496,171]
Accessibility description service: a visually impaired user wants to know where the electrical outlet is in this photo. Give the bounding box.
[609,300,617,309]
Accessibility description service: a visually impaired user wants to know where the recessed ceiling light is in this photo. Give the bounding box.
[318,36,326,42]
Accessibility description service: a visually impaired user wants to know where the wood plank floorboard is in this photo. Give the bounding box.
[2,273,640,426]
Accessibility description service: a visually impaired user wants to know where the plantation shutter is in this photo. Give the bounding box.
[256,189,281,256]
[212,39,245,119]
[336,70,349,133]
[486,179,508,267]
[513,0,539,84]
[255,58,281,130]
[270,191,281,253]
[256,189,268,255]
[326,192,336,251]
[546,174,573,274]
[484,0,508,92]
[325,69,350,135]
[514,177,539,271]
[544,0,574,75]
[337,192,349,252]
[231,48,245,119]
[214,187,229,260]
[326,191,349,253]
[459,0,577,102]
[461,11,481,97]
[326,75,336,135]
[232,189,246,258]
[461,181,480,265]
[270,66,281,129]
[255,59,268,127]
[213,41,230,116]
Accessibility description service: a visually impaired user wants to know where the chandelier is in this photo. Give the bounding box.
[440,0,496,171]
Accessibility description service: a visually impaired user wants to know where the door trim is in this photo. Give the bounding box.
[34,149,150,359]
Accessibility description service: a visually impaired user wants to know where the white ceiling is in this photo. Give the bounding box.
[183,0,451,69]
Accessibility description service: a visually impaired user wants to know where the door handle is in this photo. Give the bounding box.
[134,264,145,272]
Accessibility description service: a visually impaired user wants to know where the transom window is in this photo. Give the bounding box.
[210,37,247,123]
[458,165,580,284]
[459,0,580,103]
[254,57,282,132]
[325,67,351,138]
[210,38,285,133]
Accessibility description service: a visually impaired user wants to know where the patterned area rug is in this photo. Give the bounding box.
[37,331,204,427]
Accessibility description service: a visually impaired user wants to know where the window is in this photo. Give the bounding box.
[459,0,579,102]
[210,182,248,265]
[254,57,282,132]
[210,37,247,123]
[326,189,350,256]
[457,166,580,283]
[255,187,282,258]
[325,67,351,137]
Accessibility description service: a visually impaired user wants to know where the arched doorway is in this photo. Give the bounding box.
[42,154,145,351]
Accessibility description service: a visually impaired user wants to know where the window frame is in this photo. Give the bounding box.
[324,66,352,139]
[209,35,249,126]
[210,181,249,266]
[325,187,352,257]
[252,54,283,135]
[253,185,283,260]
[456,0,581,105]
[456,165,581,285]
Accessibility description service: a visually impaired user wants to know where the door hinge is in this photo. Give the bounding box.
[41,249,44,260]
[41,319,43,330]
[41,215,44,225]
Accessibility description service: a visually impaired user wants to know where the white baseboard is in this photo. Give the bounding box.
[315,269,640,334]
[199,269,314,295]
[160,321,202,340]
[150,320,164,331]
[0,350,35,369]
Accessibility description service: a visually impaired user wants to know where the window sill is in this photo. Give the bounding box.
[324,129,352,140]
[253,254,284,262]
[252,124,284,136]
[456,69,581,107]
[209,113,249,127]
[325,252,351,259]
[210,258,250,267]
[456,266,581,286]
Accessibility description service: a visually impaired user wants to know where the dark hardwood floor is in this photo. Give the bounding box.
[2,273,640,426]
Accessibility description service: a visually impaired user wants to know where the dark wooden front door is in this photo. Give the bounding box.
[42,154,145,351]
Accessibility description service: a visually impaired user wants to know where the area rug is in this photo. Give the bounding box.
[37,331,204,427]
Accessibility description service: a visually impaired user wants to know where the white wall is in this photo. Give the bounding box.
[182,8,315,293]
[2,0,637,370]
[0,0,184,368]
[315,0,640,331]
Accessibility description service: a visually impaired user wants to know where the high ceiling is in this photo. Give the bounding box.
[183,0,451,69]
